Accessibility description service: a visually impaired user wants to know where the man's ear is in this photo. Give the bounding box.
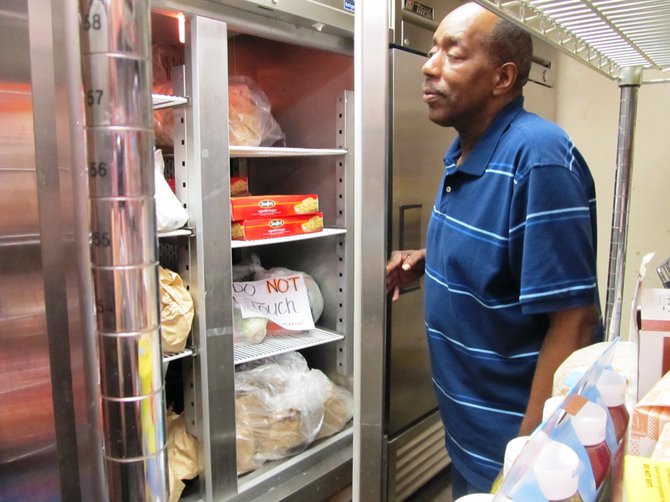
[493,62,518,96]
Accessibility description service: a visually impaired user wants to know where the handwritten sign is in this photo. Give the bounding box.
[232,273,315,331]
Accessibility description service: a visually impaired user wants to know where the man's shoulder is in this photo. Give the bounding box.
[499,110,576,169]
[508,110,567,144]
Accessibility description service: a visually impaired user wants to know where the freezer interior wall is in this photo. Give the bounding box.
[230,33,353,382]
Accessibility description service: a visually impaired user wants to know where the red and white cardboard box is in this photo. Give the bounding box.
[638,288,670,400]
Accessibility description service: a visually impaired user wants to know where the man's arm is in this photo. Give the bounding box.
[517,304,601,436]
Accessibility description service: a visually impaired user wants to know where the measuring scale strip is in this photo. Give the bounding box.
[89,196,157,267]
[79,0,150,56]
[85,128,154,198]
[101,391,166,458]
[92,262,160,333]
[98,328,163,398]
[82,54,152,128]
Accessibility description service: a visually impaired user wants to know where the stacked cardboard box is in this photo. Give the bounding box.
[231,194,323,241]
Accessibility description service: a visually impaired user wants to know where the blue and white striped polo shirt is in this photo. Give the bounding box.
[425,96,600,489]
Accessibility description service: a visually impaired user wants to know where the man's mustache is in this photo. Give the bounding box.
[422,82,446,97]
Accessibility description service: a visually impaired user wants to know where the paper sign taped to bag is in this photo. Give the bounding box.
[232,274,315,330]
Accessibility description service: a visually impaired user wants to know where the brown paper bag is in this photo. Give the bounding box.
[167,412,199,502]
[160,267,194,353]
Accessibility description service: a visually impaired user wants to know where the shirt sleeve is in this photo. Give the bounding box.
[509,163,598,315]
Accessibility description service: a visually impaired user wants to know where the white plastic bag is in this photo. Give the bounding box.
[234,352,328,463]
[228,76,285,147]
[155,149,188,232]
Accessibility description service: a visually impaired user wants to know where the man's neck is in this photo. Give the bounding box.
[456,93,519,165]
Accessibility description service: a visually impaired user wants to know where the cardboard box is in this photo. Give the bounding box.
[232,213,323,241]
[230,194,319,220]
[652,422,670,461]
[628,370,670,458]
[638,289,670,399]
[230,176,249,197]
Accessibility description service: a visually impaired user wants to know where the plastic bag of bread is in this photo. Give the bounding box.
[166,412,198,502]
[152,43,179,147]
[234,352,329,465]
[228,76,285,147]
[315,381,354,440]
[235,407,257,475]
[153,81,175,147]
[159,266,194,353]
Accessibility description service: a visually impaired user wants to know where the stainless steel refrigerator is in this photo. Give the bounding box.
[385,1,556,499]
[385,3,458,499]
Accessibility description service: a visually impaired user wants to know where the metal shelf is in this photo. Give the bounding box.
[234,328,344,365]
[231,227,346,248]
[157,226,195,239]
[478,0,670,80]
[152,93,189,110]
[229,146,348,158]
[162,347,194,364]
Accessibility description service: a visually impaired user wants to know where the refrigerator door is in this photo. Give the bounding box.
[387,47,457,437]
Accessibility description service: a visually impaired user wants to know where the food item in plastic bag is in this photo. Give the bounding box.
[234,352,330,466]
[167,412,198,502]
[235,404,257,474]
[233,300,268,345]
[228,76,285,147]
[160,266,194,353]
[230,176,249,197]
[152,43,184,147]
[315,381,354,440]
[153,82,175,147]
[155,149,189,232]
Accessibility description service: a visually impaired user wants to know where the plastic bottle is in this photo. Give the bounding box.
[571,400,611,488]
[533,440,584,502]
[454,495,514,501]
[504,435,530,477]
[597,369,630,442]
[543,396,566,422]
[454,495,497,502]
[490,435,530,493]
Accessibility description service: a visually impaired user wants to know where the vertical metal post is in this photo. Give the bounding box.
[605,66,643,341]
[27,0,82,498]
[79,0,168,499]
[354,1,389,500]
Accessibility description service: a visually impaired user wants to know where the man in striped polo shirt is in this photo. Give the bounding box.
[386,2,602,497]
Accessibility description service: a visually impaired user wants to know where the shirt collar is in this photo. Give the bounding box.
[443,96,525,176]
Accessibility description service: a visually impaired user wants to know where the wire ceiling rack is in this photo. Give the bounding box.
[478,0,670,82]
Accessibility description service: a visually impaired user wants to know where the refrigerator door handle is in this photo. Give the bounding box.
[398,203,422,294]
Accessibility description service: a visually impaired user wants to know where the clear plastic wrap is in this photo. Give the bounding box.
[228,76,285,147]
[231,257,325,343]
[234,352,351,473]
[315,380,354,440]
[232,300,268,345]
[152,44,180,147]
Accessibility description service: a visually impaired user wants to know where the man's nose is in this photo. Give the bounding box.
[422,55,440,76]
